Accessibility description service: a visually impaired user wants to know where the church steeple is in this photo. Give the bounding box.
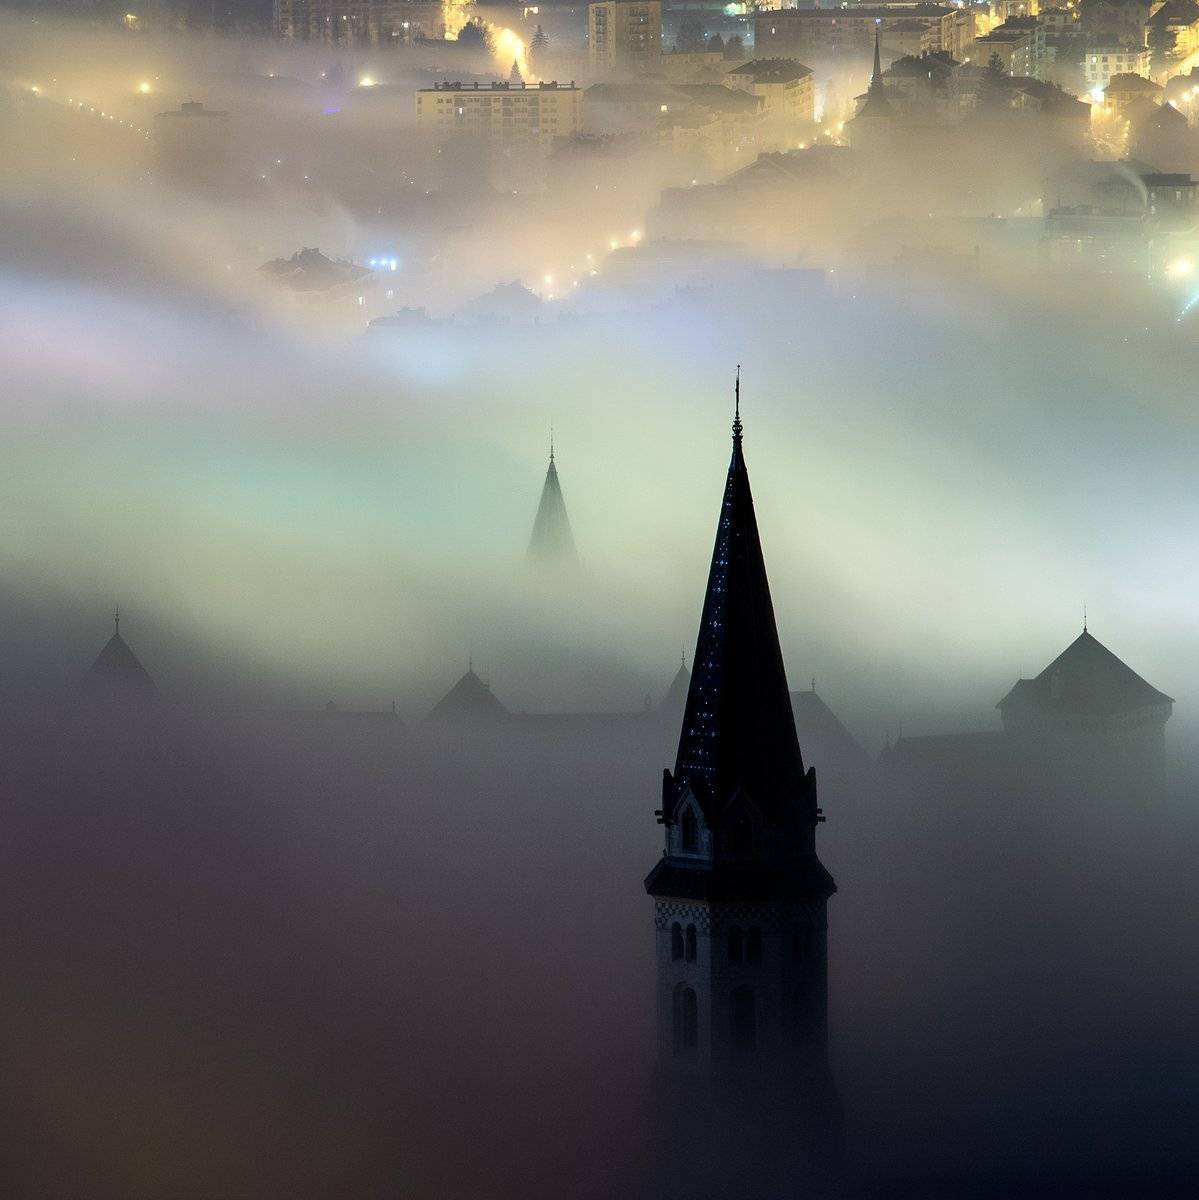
[644,372,837,1099]
[852,23,894,125]
[527,434,579,566]
[670,369,813,830]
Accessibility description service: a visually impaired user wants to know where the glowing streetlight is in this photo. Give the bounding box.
[359,75,377,88]
[137,81,152,95]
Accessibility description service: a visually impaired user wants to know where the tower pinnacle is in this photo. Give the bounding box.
[527,435,579,566]
[733,364,742,442]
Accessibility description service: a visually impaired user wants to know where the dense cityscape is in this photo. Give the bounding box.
[3,2,1199,1198]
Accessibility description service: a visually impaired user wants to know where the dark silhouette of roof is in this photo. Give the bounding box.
[1148,0,1199,28]
[727,58,814,85]
[880,730,1005,772]
[259,248,370,292]
[790,686,868,766]
[527,442,579,566]
[1134,100,1189,130]
[1105,73,1164,96]
[659,657,690,714]
[671,377,807,819]
[997,629,1173,718]
[83,612,156,697]
[426,668,508,722]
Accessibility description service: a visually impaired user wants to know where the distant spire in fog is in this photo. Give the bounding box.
[527,437,579,567]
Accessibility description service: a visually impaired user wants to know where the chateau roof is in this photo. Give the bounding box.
[996,629,1173,718]
[83,616,156,697]
[790,687,868,765]
[426,668,508,722]
[672,381,807,817]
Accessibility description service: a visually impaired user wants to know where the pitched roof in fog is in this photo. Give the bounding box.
[790,687,868,766]
[426,668,509,722]
[997,630,1173,718]
[83,615,157,697]
[659,659,690,714]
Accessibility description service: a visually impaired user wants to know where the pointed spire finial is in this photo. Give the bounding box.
[1083,602,1087,633]
[468,653,473,674]
[114,605,120,636]
[732,364,742,441]
[811,675,816,692]
[872,22,882,85]
[549,420,554,464]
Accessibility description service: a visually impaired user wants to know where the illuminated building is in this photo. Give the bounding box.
[975,18,1037,74]
[587,0,663,75]
[1148,0,1199,70]
[273,0,445,44]
[415,79,583,144]
[754,4,975,66]
[1098,69,1162,116]
[1083,45,1152,92]
[724,58,816,126]
[645,380,838,1122]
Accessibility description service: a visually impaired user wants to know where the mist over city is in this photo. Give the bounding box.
[1,1,1198,1197]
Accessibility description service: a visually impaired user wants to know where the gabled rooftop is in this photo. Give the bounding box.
[726,58,813,85]
[83,612,157,698]
[997,629,1173,719]
[426,667,508,722]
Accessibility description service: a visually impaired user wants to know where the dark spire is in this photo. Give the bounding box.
[527,439,579,565]
[671,371,809,818]
[852,23,894,123]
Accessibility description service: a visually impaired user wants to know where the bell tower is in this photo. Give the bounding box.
[645,373,837,1100]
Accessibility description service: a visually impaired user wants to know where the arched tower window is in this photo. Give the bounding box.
[673,984,698,1054]
[671,922,684,961]
[681,808,698,852]
[746,926,763,964]
[727,925,744,964]
[729,810,753,855]
[731,985,756,1053]
[685,923,697,962]
[792,922,815,963]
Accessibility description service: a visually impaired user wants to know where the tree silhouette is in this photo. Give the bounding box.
[979,51,1010,112]
[457,18,493,55]
[676,16,706,52]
